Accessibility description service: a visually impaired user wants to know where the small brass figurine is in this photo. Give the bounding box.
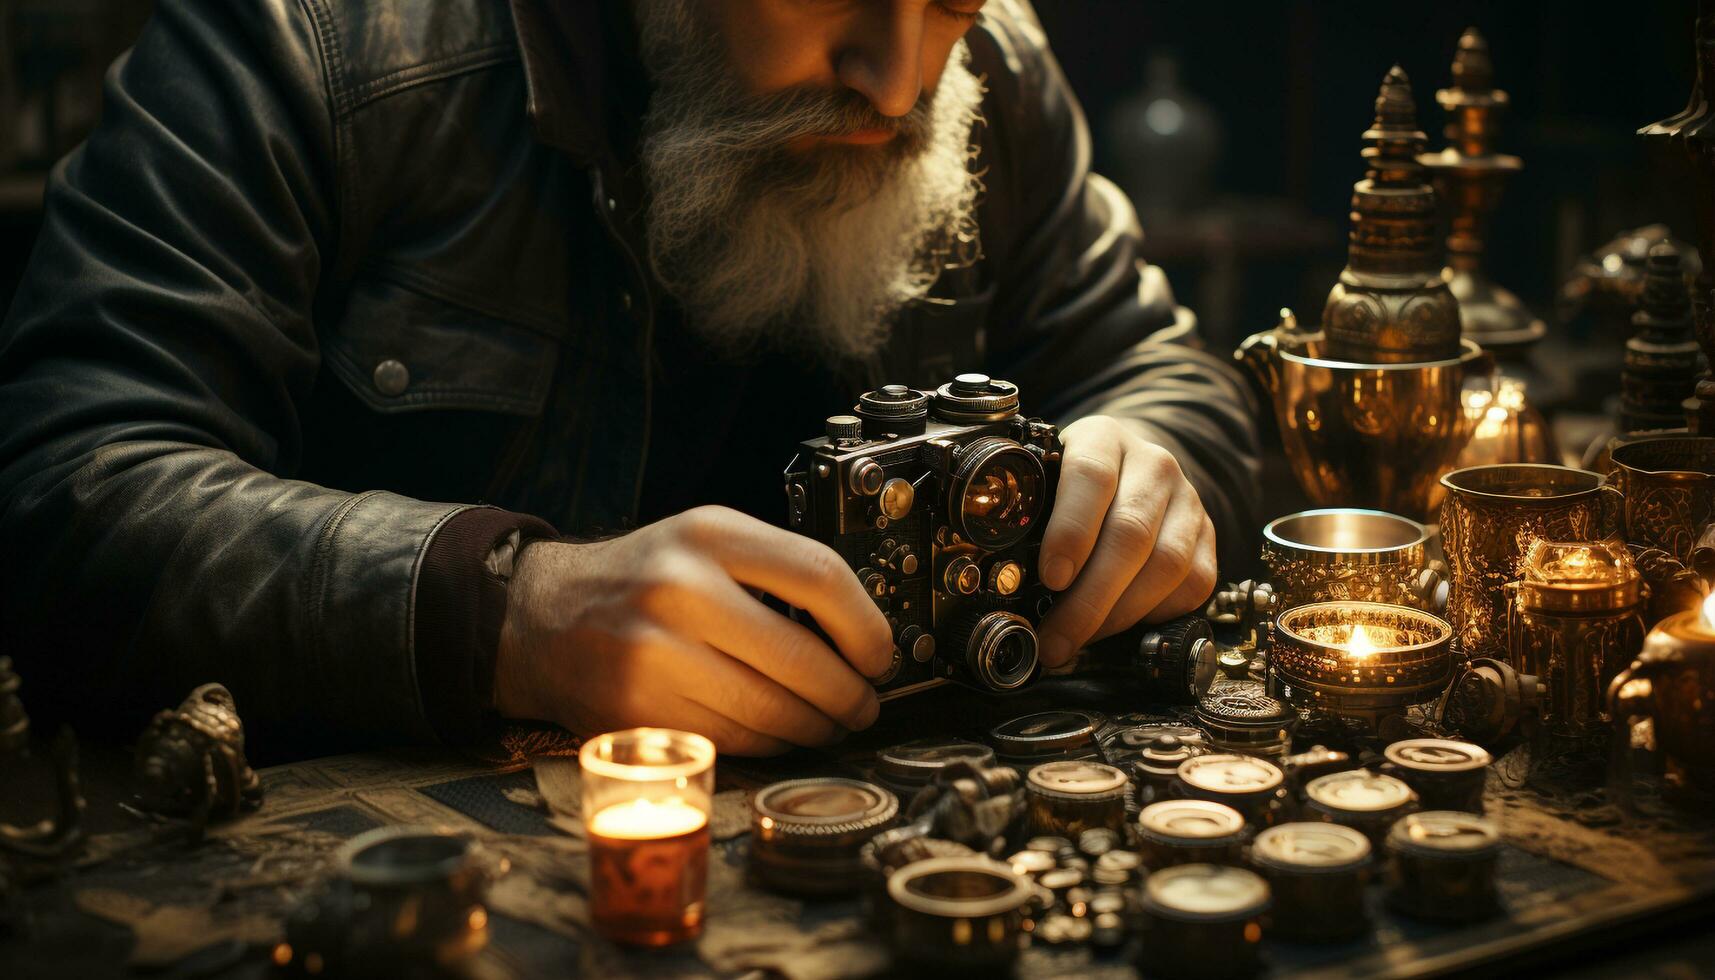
[1322,66,1462,364]
[131,684,262,833]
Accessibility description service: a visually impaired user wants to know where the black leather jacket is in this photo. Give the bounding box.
[0,0,1260,754]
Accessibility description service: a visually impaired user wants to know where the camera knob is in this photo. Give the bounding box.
[950,372,992,395]
[985,559,1024,596]
[881,543,918,576]
[857,567,888,599]
[825,415,864,442]
[899,625,936,663]
[943,556,981,596]
[848,458,884,496]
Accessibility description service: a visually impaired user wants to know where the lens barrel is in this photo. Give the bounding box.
[949,610,1039,691]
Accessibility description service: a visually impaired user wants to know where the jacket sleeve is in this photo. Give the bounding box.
[0,0,532,751]
[971,1,1264,575]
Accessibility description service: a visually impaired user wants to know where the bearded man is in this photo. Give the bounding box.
[0,0,1260,758]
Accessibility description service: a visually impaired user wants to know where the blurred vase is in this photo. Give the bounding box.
[1106,52,1222,223]
[1454,376,1559,469]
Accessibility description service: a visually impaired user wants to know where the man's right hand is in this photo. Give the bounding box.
[493,506,894,755]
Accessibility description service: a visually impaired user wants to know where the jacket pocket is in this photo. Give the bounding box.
[321,275,560,417]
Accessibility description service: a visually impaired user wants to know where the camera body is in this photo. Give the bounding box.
[785,374,1061,699]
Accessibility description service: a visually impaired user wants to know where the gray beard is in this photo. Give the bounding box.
[634,0,985,361]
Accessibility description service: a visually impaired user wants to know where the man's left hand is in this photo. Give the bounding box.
[1036,416,1219,667]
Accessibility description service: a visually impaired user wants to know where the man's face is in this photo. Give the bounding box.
[634,0,990,360]
[700,0,989,145]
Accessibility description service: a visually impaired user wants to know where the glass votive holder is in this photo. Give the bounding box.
[580,728,716,947]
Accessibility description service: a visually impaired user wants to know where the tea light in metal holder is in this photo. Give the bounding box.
[1507,540,1645,743]
[1270,601,1455,730]
[1261,508,1447,613]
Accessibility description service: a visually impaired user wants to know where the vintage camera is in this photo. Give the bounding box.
[784,374,1061,699]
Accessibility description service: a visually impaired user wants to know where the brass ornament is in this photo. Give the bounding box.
[1322,66,1462,364]
[131,683,263,833]
[1420,28,1544,356]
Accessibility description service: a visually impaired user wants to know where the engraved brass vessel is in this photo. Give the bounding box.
[1240,327,1491,520]
[1439,464,1619,659]
[1261,508,1446,612]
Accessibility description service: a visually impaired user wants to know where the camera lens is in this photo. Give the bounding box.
[950,439,1045,550]
[962,610,1039,691]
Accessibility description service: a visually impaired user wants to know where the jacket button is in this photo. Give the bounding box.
[373,359,410,396]
[619,290,634,312]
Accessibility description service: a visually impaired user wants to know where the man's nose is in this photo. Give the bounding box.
[835,5,924,119]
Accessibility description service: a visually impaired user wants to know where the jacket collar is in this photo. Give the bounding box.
[507,0,649,166]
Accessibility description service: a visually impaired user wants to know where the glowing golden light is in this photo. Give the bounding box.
[1346,624,1378,658]
[1700,590,1715,631]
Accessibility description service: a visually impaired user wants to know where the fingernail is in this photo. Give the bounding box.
[1044,556,1074,591]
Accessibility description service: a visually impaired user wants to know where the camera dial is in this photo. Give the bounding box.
[933,374,1021,423]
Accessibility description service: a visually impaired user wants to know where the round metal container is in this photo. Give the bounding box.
[1248,822,1371,942]
[989,709,1104,769]
[1302,770,1418,849]
[1262,508,1444,612]
[873,738,996,800]
[750,778,899,896]
[1195,686,1295,760]
[1025,760,1130,839]
[1136,799,1249,870]
[1174,754,1290,829]
[1138,864,1270,979]
[1385,811,1502,922]
[1382,738,1490,814]
[887,857,1032,973]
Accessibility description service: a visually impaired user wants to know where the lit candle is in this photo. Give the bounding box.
[1345,624,1377,658]
[580,729,715,947]
[588,797,708,839]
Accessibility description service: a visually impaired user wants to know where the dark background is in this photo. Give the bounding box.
[0,1,1700,351]
[1034,0,1700,350]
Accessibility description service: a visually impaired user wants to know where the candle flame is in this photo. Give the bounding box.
[1562,547,1591,571]
[1702,591,1715,631]
[1346,624,1378,658]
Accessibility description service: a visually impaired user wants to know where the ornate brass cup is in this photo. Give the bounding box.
[1506,541,1645,743]
[1608,598,1715,806]
[1239,328,1492,520]
[1438,464,1620,659]
[1607,436,1715,565]
[1261,508,1446,612]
